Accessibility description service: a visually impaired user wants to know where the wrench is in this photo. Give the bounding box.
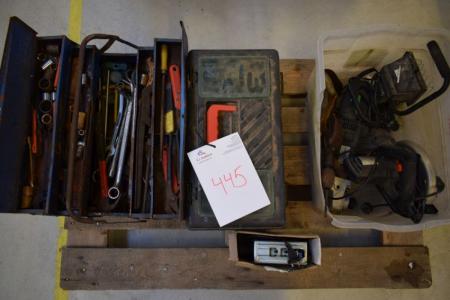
[108,98,127,178]
[108,100,132,201]
[106,90,125,159]
[127,72,138,213]
[120,73,137,213]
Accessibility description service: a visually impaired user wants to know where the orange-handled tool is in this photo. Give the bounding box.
[31,109,39,155]
[169,65,181,110]
[99,160,109,199]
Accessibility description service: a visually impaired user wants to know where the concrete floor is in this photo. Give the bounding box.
[1,0,450,299]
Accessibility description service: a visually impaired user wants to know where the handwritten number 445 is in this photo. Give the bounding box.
[211,165,248,195]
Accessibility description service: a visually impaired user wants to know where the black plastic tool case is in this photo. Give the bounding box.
[186,50,285,228]
[0,17,285,228]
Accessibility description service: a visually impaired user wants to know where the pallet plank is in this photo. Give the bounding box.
[280,59,314,95]
[281,107,307,133]
[281,96,305,107]
[284,146,309,185]
[382,231,424,246]
[61,246,431,290]
[67,229,108,248]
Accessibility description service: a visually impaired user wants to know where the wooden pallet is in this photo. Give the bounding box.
[60,59,431,290]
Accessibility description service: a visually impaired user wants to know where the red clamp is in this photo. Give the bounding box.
[206,104,237,143]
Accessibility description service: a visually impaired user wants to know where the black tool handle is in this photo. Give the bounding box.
[427,40,450,79]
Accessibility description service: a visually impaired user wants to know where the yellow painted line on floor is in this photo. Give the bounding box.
[67,0,83,43]
[54,2,83,298]
[54,217,68,300]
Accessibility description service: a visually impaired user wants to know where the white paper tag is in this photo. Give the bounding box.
[187,132,270,227]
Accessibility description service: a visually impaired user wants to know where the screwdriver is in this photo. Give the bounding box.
[159,44,168,161]
[162,83,175,185]
[168,65,182,194]
[162,82,179,213]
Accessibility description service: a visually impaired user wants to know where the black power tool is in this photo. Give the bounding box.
[323,41,450,223]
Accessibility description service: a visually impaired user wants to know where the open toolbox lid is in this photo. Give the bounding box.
[0,17,37,212]
[0,17,76,214]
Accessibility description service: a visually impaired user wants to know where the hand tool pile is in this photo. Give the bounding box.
[64,34,159,218]
[3,28,185,218]
[101,65,136,210]
[320,41,450,223]
[21,42,62,210]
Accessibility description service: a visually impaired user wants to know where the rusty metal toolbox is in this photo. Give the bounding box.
[0,17,285,228]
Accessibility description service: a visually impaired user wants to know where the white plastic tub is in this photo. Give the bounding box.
[308,26,450,231]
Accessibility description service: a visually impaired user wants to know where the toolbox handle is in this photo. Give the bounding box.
[427,40,450,79]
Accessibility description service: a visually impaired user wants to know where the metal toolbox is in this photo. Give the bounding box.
[0,17,284,227]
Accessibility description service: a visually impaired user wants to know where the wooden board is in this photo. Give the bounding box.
[281,107,308,133]
[61,246,431,290]
[284,146,309,185]
[382,231,424,246]
[67,229,108,247]
[280,59,314,95]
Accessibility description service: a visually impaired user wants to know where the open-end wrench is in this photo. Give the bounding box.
[104,69,110,143]
[108,100,132,202]
[122,72,138,214]
[106,90,125,160]
[108,98,127,178]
